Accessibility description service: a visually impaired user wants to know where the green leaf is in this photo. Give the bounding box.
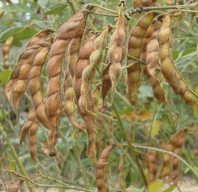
[120,106,134,115]
[0,4,33,13]
[0,69,12,84]
[148,179,163,192]
[172,50,178,61]
[182,48,196,57]
[82,158,92,167]
[45,4,67,15]
[1,5,24,13]
[163,185,176,192]
[151,120,160,136]
[0,27,37,42]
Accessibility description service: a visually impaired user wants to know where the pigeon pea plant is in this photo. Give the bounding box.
[1,0,198,191]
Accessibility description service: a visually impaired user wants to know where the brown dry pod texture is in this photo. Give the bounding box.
[158,16,198,107]
[5,29,54,111]
[28,112,40,161]
[64,61,83,130]
[127,12,158,105]
[8,180,23,192]
[28,38,54,131]
[171,129,187,185]
[78,26,111,162]
[160,129,187,180]
[96,145,115,192]
[20,109,40,161]
[141,18,167,104]
[157,15,181,95]
[74,31,98,162]
[44,10,88,154]
[20,109,36,144]
[144,149,158,185]
[108,1,127,101]
[79,25,110,117]
[142,0,158,7]
[2,35,14,69]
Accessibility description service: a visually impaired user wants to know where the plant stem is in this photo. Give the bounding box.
[67,0,77,14]
[6,138,35,192]
[87,10,118,17]
[87,4,119,14]
[127,54,146,65]
[129,2,198,14]
[111,102,148,188]
[71,133,91,191]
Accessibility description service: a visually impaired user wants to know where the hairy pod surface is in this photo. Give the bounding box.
[74,32,98,162]
[20,109,40,161]
[96,145,115,192]
[20,109,35,144]
[78,26,110,162]
[171,129,187,185]
[141,18,167,104]
[127,12,158,105]
[8,180,23,192]
[5,29,53,111]
[28,38,53,131]
[64,61,83,130]
[157,15,181,95]
[108,2,128,101]
[160,129,187,180]
[28,113,40,161]
[144,149,158,185]
[3,36,14,69]
[45,10,87,153]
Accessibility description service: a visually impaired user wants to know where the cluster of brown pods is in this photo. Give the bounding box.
[3,0,197,190]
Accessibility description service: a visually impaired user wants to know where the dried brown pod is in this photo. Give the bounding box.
[171,129,187,185]
[74,31,98,162]
[8,180,23,192]
[101,64,111,105]
[158,15,198,107]
[141,18,167,104]
[157,15,181,94]
[177,0,184,5]
[20,109,40,161]
[28,113,40,161]
[79,25,110,117]
[134,0,142,9]
[20,109,36,144]
[44,10,88,154]
[160,129,188,181]
[144,149,158,185]
[64,60,83,130]
[142,0,158,7]
[108,2,127,101]
[2,36,14,69]
[28,38,53,131]
[5,29,54,111]
[78,26,111,162]
[127,11,158,105]
[119,154,126,192]
[92,84,101,113]
[96,104,107,157]
[96,145,115,192]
